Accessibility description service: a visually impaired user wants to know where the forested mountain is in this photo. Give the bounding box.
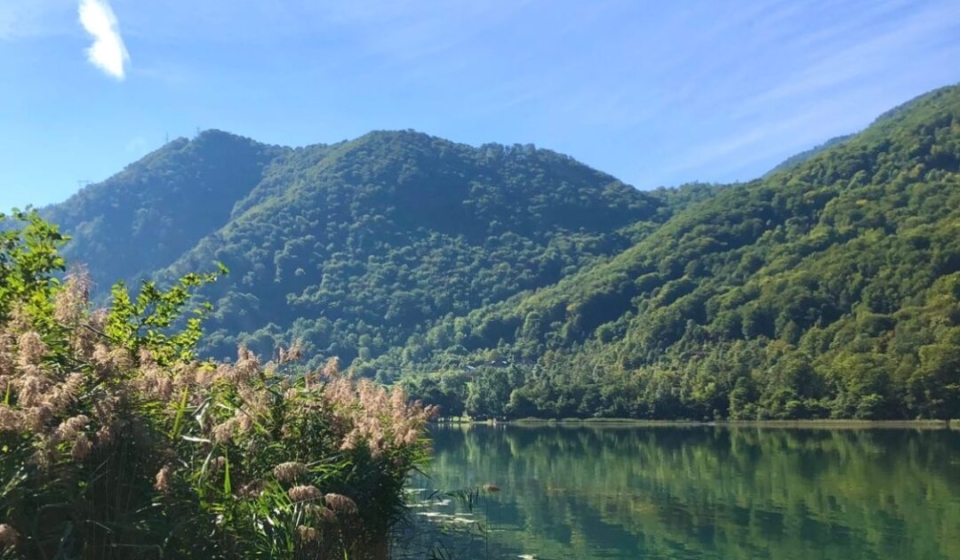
[164,132,664,366]
[40,130,291,292]
[46,129,666,370]
[36,84,960,420]
[401,85,960,421]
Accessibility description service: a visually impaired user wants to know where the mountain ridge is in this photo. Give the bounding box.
[399,83,960,420]
[31,82,960,420]
[40,130,289,292]
[132,128,666,366]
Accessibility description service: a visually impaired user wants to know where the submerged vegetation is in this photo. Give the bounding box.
[0,211,435,559]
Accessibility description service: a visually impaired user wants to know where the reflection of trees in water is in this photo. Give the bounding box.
[425,426,960,559]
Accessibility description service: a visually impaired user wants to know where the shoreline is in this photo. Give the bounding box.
[431,417,959,430]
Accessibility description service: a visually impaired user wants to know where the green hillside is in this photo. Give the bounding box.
[47,130,666,370]
[39,84,960,421]
[40,130,290,292]
[401,85,960,421]
[169,131,665,367]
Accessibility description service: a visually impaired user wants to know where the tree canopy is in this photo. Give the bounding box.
[36,84,960,421]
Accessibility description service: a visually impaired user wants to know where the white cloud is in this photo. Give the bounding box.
[78,0,129,80]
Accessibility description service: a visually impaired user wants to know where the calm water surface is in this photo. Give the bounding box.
[403,425,960,560]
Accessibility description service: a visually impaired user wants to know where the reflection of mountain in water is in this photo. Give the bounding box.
[421,425,960,560]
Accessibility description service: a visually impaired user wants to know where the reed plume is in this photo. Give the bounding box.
[0,213,434,560]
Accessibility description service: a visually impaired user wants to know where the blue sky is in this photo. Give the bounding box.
[2,0,960,212]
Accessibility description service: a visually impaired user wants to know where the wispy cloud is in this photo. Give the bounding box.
[616,0,960,187]
[733,0,960,118]
[0,0,74,41]
[0,3,28,40]
[78,0,129,80]
[125,135,148,154]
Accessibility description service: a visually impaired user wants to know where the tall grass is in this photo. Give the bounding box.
[0,211,436,559]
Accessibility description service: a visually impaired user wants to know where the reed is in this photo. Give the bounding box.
[0,211,435,560]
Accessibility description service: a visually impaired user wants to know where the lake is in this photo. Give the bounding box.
[396,424,960,560]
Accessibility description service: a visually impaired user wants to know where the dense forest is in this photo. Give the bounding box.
[33,84,960,421]
[42,131,672,366]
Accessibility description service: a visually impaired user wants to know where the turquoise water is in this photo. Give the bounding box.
[400,425,960,560]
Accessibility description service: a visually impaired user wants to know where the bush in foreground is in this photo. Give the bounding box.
[0,211,435,559]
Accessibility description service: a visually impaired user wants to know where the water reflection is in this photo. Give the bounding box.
[410,425,960,560]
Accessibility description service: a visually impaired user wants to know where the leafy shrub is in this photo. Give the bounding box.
[0,211,435,559]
